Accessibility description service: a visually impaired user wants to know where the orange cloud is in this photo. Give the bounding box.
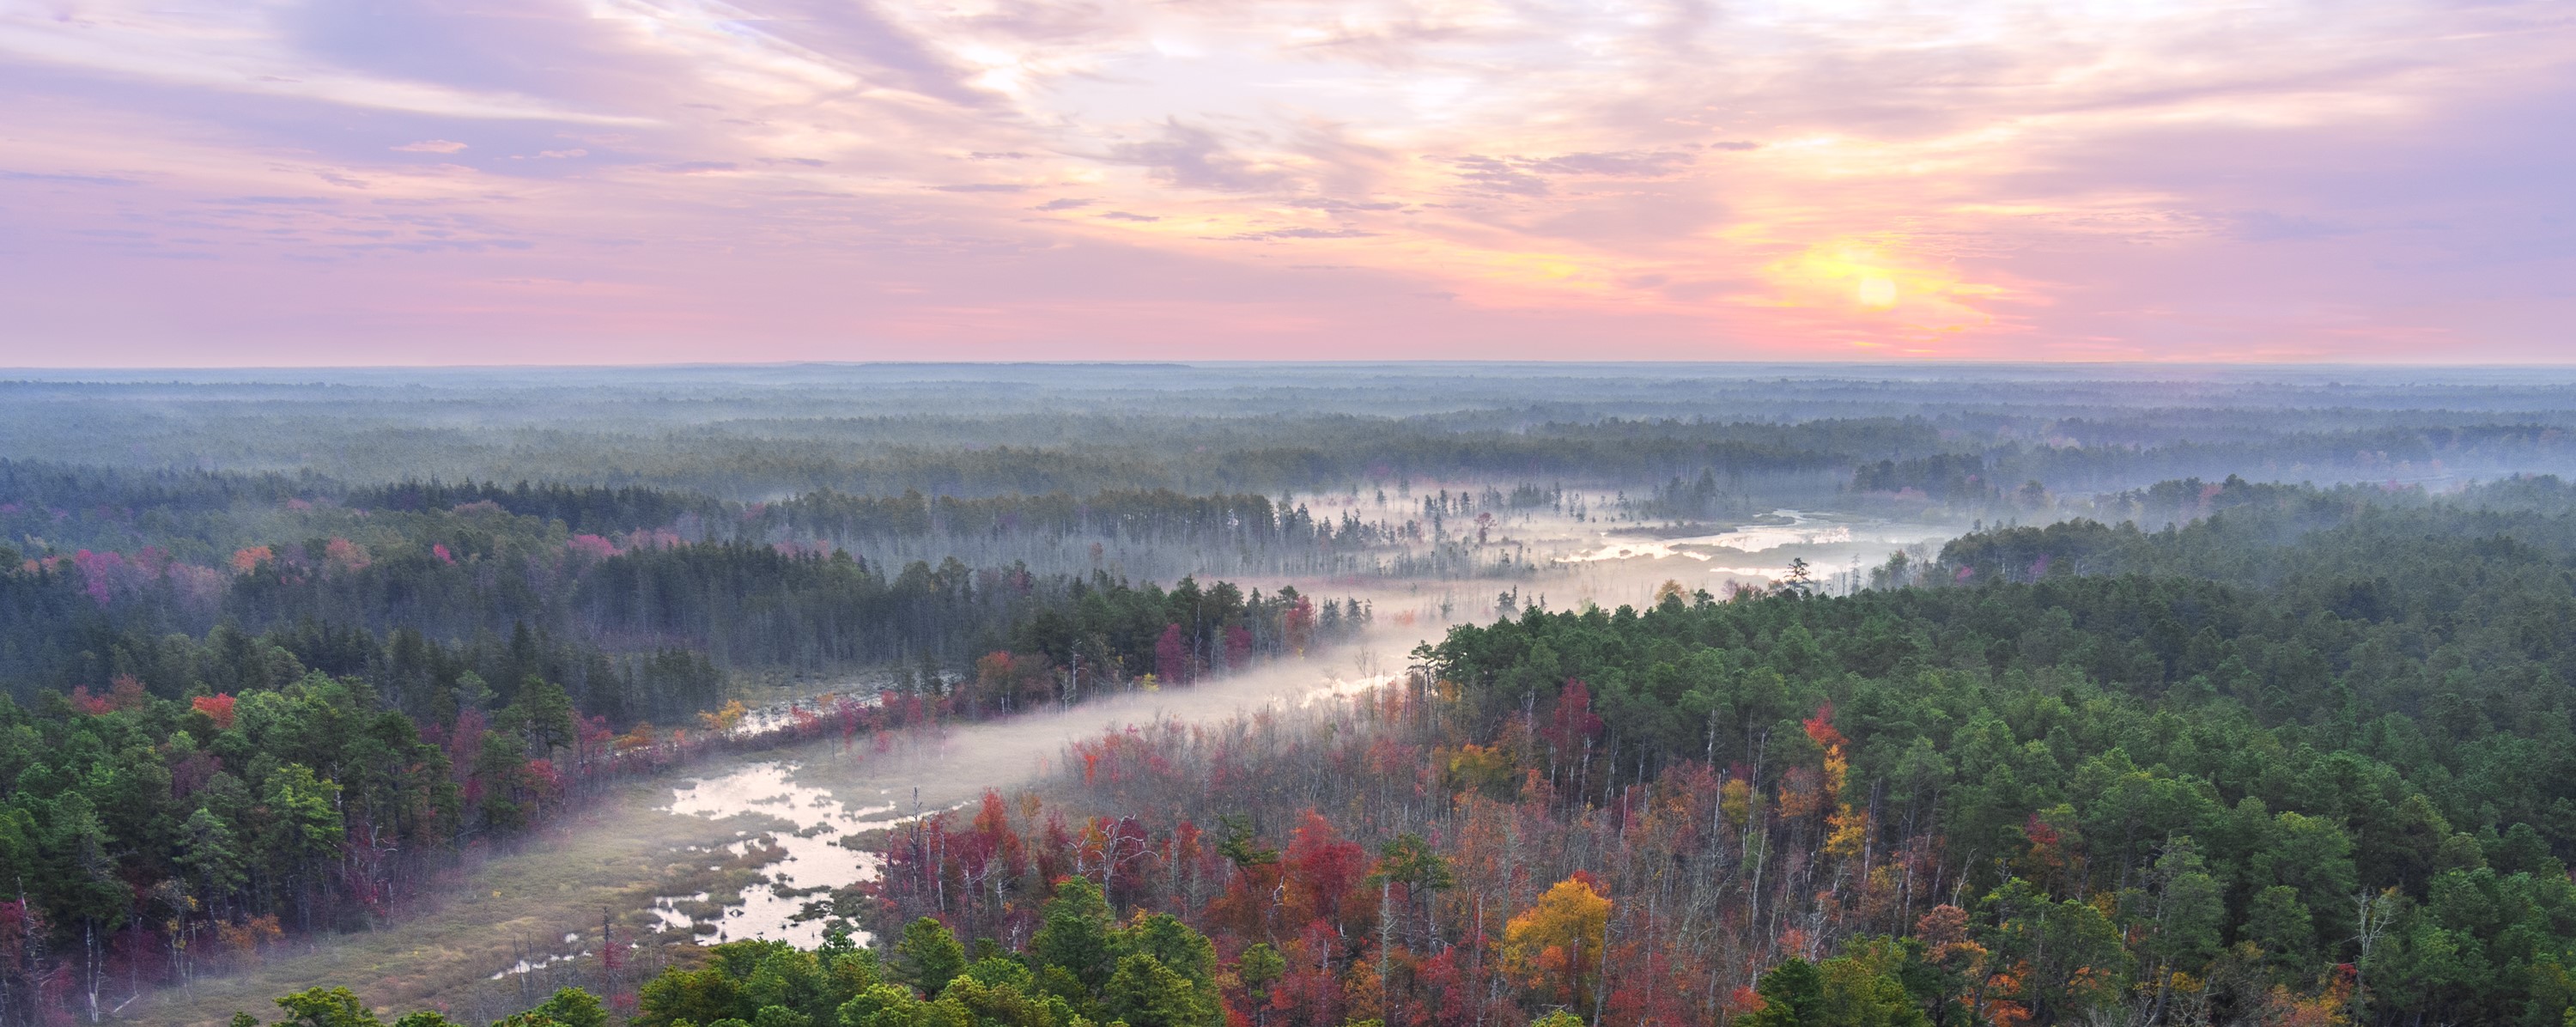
[0,0,2568,362]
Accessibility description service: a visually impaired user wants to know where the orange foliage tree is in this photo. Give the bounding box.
[1502,874,1612,1010]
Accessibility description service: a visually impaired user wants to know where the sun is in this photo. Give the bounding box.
[1755,237,2008,332]
[1856,276,1899,308]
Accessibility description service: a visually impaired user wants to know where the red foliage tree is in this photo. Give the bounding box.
[1225,625,1255,670]
[1156,623,1192,684]
[191,692,237,729]
[1542,679,1605,753]
[1282,811,1368,931]
[1267,919,1347,1027]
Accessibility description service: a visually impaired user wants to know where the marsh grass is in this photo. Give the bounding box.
[130,753,833,1024]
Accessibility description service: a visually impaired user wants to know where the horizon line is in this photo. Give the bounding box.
[13,358,2576,374]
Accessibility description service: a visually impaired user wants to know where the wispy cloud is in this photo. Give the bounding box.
[0,0,2570,362]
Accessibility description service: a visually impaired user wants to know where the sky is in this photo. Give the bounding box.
[0,0,2570,365]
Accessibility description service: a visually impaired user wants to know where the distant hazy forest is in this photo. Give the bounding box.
[15,363,2576,1027]
[9,364,2576,501]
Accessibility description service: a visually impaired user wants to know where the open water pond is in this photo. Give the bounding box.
[1564,509,1953,585]
[648,762,909,947]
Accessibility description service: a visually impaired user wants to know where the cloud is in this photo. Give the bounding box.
[1522,151,1694,178]
[1283,198,1405,211]
[1109,120,1289,192]
[1450,156,1548,197]
[1448,152,1692,199]
[1222,228,1378,240]
[0,170,137,186]
[3,0,2573,361]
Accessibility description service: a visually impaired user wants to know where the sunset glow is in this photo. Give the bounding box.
[1,0,2569,363]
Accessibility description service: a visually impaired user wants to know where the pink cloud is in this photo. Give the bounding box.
[0,0,2567,363]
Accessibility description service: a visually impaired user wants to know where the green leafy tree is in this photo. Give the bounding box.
[471,730,532,833]
[2127,839,2226,1021]
[638,963,750,1026]
[1115,912,1218,986]
[2242,886,2318,983]
[835,982,921,1027]
[1741,958,1824,1027]
[1741,957,1927,1027]
[262,764,343,863]
[1976,878,2131,1024]
[1215,814,1278,868]
[1233,942,1285,1019]
[494,988,608,1027]
[503,676,577,756]
[2256,811,2359,942]
[1370,832,1455,945]
[176,805,247,908]
[1102,952,1220,1027]
[267,986,380,1027]
[1815,957,1933,1027]
[943,973,1075,1027]
[896,917,969,996]
[1030,878,1116,997]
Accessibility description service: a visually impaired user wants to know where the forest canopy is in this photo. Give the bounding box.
[15,363,2576,1026]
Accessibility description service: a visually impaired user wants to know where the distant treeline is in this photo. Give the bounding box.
[6,461,1482,560]
[1846,425,2576,509]
[1,477,1371,717]
[360,480,1415,550]
[0,404,1881,501]
[3,458,1567,588]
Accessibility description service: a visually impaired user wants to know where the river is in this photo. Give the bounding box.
[137,507,1947,1024]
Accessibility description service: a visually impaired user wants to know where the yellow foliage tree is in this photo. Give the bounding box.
[1720,778,1755,830]
[1823,757,1869,859]
[1503,876,1612,1009]
[1814,716,1871,860]
[697,699,747,735]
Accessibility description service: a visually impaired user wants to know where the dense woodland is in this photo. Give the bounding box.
[0,562,1365,1024]
[823,475,2576,1027]
[2,459,1529,586]
[17,367,2576,1026]
[0,461,1374,706]
[0,459,1371,1024]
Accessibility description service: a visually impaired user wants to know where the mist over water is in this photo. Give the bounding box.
[612,506,1947,955]
[21,360,2576,1027]
[462,614,1466,980]
[35,480,1953,1025]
